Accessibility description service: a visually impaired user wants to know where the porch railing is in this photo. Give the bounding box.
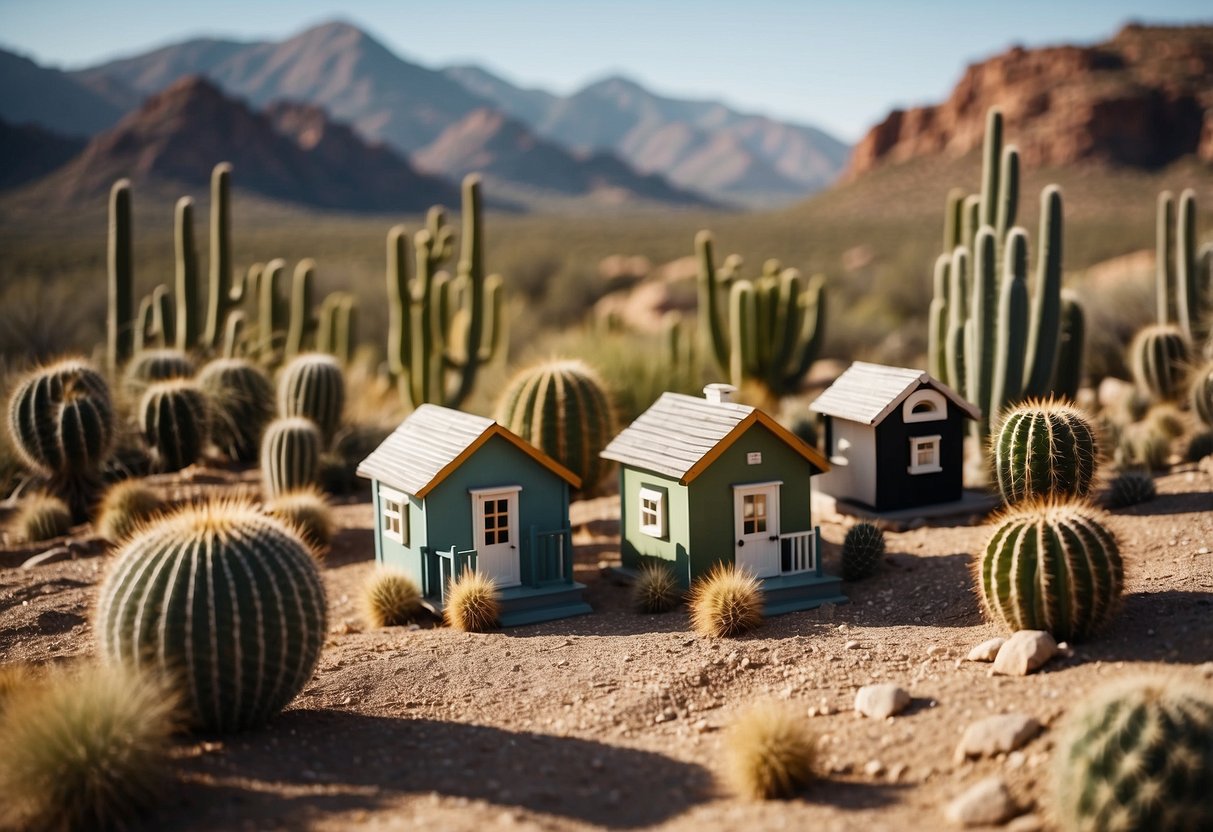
[779,526,819,575]
[529,527,574,587]
[425,546,478,603]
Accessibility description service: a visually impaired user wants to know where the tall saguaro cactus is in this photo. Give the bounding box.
[696,232,826,401]
[1154,189,1212,343]
[385,174,504,409]
[174,196,200,351]
[107,179,134,375]
[203,162,234,349]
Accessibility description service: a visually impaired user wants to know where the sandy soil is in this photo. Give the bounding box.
[1,466,1210,832]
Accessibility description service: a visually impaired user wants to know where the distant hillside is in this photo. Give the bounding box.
[847,23,1213,179]
[33,76,458,212]
[413,108,711,208]
[0,47,124,136]
[443,71,850,205]
[0,118,85,190]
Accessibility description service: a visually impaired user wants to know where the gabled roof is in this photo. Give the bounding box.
[600,392,829,484]
[809,361,980,426]
[356,404,580,497]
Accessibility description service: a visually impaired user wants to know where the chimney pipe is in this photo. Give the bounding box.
[703,383,736,404]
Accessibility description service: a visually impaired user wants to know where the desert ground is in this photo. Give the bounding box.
[1,462,1210,832]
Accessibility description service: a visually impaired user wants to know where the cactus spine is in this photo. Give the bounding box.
[1054,677,1213,832]
[979,500,1122,641]
[197,358,274,463]
[203,162,233,349]
[95,501,327,733]
[386,175,504,408]
[107,179,134,375]
[696,232,826,400]
[277,353,344,442]
[494,359,615,492]
[174,196,199,351]
[139,381,209,472]
[1129,325,1190,401]
[261,417,321,498]
[993,401,1099,503]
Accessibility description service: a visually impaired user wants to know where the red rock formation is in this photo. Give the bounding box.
[846,24,1213,180]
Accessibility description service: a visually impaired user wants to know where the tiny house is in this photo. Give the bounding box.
[356,405,591,626]
[601,384,846,615]
[810,362,979,513]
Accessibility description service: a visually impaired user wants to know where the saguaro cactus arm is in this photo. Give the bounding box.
[107,179,134,374]
[174,196,199,351]
[1022,185,1064,397]
[204,162,233,349]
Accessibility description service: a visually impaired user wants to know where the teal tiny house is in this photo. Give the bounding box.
[356,405,591,626]
[601,384,846,615]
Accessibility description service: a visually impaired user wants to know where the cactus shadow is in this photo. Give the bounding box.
[155,710,712,829]
[1104,490,1213,517]
[1075,589,1213,665]
[829,550,984,629]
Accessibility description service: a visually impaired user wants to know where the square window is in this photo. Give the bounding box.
[907,435,943,475]
[638,486,666,538]
[379,487,408,544]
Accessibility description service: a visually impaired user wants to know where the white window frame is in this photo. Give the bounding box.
[907,435,943,475]
[902,389,947,423]
[379,485,407,545]
[638,486,667,538]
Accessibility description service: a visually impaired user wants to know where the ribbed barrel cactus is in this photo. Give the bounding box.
[1190,361,1213,427]
[277,353,344,441]
[979,500,1123,641]
[6,359,115,519]
[992,400,1098,504]
[841,522,885,581]
[261,417,321,498]
[493,359,615,492]
[197,358,274,463]
[1129,324,1189,402]
[1054,677,1213,832]
[95,501,327,732]
[138,380,209,472]
[122,349,195,396]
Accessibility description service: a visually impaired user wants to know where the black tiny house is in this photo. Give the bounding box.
[810,363,979,513]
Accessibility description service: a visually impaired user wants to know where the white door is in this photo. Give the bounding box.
[733,483,780,578]
[472,489,520,587]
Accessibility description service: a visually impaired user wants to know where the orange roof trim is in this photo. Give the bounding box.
[679,410,831,485]
[414,423,582,498]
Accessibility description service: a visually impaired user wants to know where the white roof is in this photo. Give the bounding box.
[809,362,979,426]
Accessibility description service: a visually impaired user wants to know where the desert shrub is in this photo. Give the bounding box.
[1113,422,1171,472]
[723,701,817,800]
[444,570,499,632]
[1145,403,1186,439]
[361,569,423,628]
[1103,471,1156,509]
[96,479,166,542]
[11,493,72,543]
[841,522,885,581]
[631,562,681,614]
[0,662,178,832]
[263,488,334,552]
[689,564,763,638]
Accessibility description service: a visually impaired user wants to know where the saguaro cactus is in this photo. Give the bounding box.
[284,258,315,360]
[174,196,200,351]
[107,179,134,375]
[385,174,504,408]
[696,232,826,400]
[203,162,234,349]
[979,500,1122,641]
[494,359,615,492]
[992,400,1099,503]
[95,501,327,733]
[1156,189,1213,344]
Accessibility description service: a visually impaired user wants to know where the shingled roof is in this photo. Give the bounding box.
[356,404,580,497]
[809,362,980,426]
[600,392,829,483]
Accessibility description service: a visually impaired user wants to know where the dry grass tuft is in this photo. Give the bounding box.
[264,488,335,554]
[96,479,166,542]
[0,661,179,831]
[689,564,763,638]
[444,570,500,632]
[631,562,681,613]
[723,701,817,800]
[11,493,72,543]
[361,569,423,628]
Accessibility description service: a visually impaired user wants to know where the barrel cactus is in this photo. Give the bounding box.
[261,417,321,498]
[277,353,344,441]
[1129,324,1190,402]
[6,359,114,519]
[979,500,1123,641]
[841,522,885,581]
[992,400,1098,504]
[95,500,326,733]
[1054,677,1213,832]
[121,349,194,396]
[138,380,209,472]
[493,359,616,492]
[1190,361,1213,427]
[197,358,274,463]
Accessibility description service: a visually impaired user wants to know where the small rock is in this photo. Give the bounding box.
[1006,813,1044,832]
[845,639,862,650]
[926,644,944,656]
[887,762,908,782]
[855,683,911,720]
[945,776,1017,827]
[1199,662,1213,679]
[864,759,885,777]
[956,714,1042,761]
[966,638,1006,663]
[992,631,1057,676]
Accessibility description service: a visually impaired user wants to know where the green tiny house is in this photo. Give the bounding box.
[601,384,847,615]
[357,404,591,626]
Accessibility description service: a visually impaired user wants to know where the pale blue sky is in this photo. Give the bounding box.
[0,0,1209,141]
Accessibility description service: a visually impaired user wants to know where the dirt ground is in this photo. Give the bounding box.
[1,466,1210,832]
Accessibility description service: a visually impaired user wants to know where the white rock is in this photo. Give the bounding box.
[945,777,1017,827]
[1006,813,1044,832]
[956,714,1043,761]
[855,683,911,720]
[864,759,885,777]
[992,631,1057,676]
[967,638,1007,663]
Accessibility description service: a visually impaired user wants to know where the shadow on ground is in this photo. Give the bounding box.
[152,710,713,829]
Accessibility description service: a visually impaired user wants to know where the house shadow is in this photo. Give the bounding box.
[828,550,984,628]
[1106,490,1213,517]
[324,525,375,568]
[151,710,712,830]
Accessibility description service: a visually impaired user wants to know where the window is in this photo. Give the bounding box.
[482,497,510,546]
[902,389,947,423]
[638,486,666,538]
[380,486,407,544]
[907,435,942,475]
[741,493,768,534]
